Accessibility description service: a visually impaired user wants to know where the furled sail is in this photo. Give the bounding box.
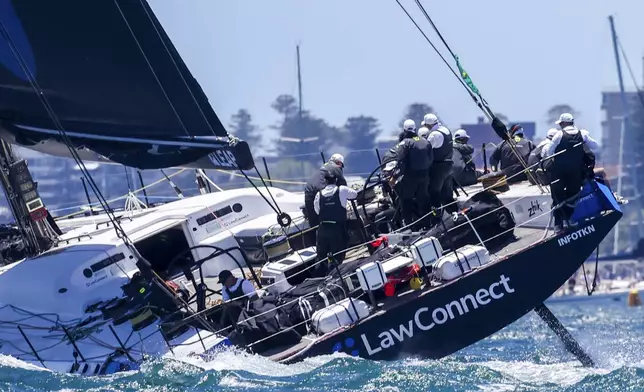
[0,0,254,170]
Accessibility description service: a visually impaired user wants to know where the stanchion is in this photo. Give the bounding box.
[17,326,46,368]
[62,325,86,362]
[80,177,95,215]
[136,171,151,206]
[108,325,136,362]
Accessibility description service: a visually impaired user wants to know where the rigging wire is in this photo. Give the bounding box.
[136,0,220,138]
[0,20,125,239]
[2,145,581,366]
[123,166,132,191]
[399,0,542,190]
[0,0,592,366]
[409,0,492,119]
[616,37,644,110]
[392,0,479,104]
[111,0,192,139]
[128,0,289,234]
[0,9,216,335]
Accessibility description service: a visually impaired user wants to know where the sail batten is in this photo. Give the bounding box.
[0,0,254,170]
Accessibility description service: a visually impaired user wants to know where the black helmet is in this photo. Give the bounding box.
[509,123,524,136]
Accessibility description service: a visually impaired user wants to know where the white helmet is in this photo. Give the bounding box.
[546,128,558,139]
[555,112,574,125]
[454,129,469,139]
[418,127,430,139]
[330,153,344,166]
[423,113,439,127]
[403,119,416,132]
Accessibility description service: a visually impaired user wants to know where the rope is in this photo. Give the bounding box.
[0,11,135,251]
[395,0,542,189]
[4,171,594,366]
[136,0,219,138]
[112,0,191,138]
[581,246,600,296]
[214,169,306,185]
[197,169,223,192]
[53,169,188,220]
[392,0,478,103]
[616,37,644,110]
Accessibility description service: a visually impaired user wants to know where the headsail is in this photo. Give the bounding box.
[0,0,254,170]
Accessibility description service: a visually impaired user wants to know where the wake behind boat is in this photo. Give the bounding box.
[0,0,628,377]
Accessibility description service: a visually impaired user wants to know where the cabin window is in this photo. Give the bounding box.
[133,224,192,280]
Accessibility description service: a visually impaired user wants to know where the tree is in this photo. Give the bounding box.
[344,116,380,151]
[271,94,299,121]
[400,103,435,129]
[229,109,261,153]
[270,94,334,159]
[342,116,381,175]
[546,104,579,127]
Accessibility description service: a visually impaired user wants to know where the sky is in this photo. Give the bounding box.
[149,0,644,147]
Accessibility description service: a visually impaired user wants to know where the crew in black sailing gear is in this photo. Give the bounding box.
[218,269,259,327]
[452,129,478,186]
[423,113,457,217]
[313,172,358,277]
[489,123,534,183]
[392,119,433,229]
[527,128,557,185]
[304,154,346,240]
[544,113,596,232]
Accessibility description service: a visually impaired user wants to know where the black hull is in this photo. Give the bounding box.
[285,210,621,362]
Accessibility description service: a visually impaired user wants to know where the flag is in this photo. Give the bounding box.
[455,56,480,96]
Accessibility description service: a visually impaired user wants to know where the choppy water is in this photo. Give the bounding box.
[0,302,642,392]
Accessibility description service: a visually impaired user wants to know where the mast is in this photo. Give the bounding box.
[0,140,55,256]
[296,43,303,120]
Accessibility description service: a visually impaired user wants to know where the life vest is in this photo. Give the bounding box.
[223,279,249,303]
[318,186,347,224]
[553,130,585,172]
[431,125,454,162]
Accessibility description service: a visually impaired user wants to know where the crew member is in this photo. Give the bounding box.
[452,129,477,186]
[527,128,557,185]
[313,172,358,276]
[391,119,433,229]
[544,113,596,232]
[489,123,534,183]
[545,112,600,153]
[423,113,457,218]
[418,126,430,140]
[218,269,259,326]
[304,154,346,241]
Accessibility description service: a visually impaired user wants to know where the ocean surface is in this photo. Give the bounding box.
[0,301,642,392]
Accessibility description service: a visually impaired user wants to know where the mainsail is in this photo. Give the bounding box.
[0,0,254,170]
